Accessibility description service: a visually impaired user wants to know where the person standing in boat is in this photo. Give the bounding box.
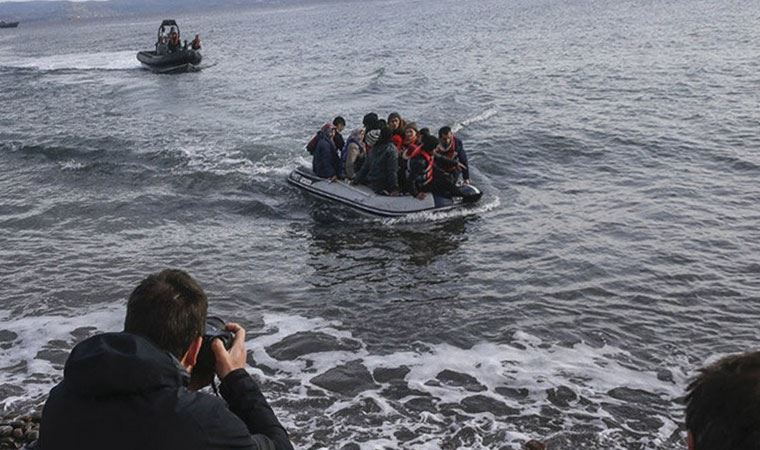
[332,116,346,153]
[436,126,470,185]
[168,28,181,52]
[353,127,399,196]
[312,123,339,181]
[191,34,202,50]
[340,127,365,180]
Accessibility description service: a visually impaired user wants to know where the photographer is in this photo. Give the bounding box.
[37,269,293,450]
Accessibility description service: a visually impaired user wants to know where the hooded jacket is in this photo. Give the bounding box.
[312,131,339,179]
[38,332,293,450]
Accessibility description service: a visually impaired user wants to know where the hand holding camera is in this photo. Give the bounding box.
[190,317,247,390]
[211,322,247,379]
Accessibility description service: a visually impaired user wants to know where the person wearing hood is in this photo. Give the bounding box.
[312,122,339,180]
[353,126,399,195]
[340,127,366,180]
[37,269,294,450]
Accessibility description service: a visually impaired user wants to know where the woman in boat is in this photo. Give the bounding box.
[340,127,365,180]
[312,123,339,181]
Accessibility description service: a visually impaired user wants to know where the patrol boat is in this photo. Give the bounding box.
[287,165,482,218]
[136,20,201,74]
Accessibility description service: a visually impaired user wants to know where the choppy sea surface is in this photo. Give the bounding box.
[1,0,760,448]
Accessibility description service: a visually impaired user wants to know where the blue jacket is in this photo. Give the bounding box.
[312,132,339,178]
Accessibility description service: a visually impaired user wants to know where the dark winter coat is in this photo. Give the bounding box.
[354,141,399,193]
[37,332,293,450]
[312,132,339,178]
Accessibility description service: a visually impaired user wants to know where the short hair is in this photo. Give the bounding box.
[438,126,452,138]
[333,116,345,127]
[419,127,430,138]
[421,135,439,152]
[376,126,393,146]
[685,351,760,450]
[124,269,208,359]
[362,113,379,130]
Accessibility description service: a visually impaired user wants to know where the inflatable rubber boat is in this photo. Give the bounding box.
[136,20,202,74]
[287,165,482,217]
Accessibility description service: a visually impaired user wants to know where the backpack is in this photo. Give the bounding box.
[306,134,318,155]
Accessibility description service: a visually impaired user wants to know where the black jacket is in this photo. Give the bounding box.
[38,332,293,450]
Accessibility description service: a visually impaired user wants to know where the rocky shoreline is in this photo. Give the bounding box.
[0,412,40,450]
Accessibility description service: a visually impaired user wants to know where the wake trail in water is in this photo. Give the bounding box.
[451,108,499,134]
[0,50,140,71]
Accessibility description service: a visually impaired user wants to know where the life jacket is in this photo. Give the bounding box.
[439,137,459,173]
[408,149,433,186]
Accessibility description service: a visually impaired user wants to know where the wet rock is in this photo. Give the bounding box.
[0,386,23,401]
[245,352,277,376]
[309,360,378,396]
[266,331,362,361]
[608,387,666,405]
[435,369,487,392]
[380,383,430,400]
[0,330,17,344]
[11,428,23,439]
[372,366,410,383]
[460,394,519,416]
[394,427,416,443]
[403,396,437,413]
[495,386,529,399]
[441,426,477,449]
[69,326,97,340]
[25,430,38,441]
[547,385,577,407]
[35,349,69,366]
[0,426,11,437]
[339,444,360,450]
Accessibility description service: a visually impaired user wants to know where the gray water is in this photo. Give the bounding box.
[1,0,759,448]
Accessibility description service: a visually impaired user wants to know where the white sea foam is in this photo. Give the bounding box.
[0,309,688,448]
[451,108,499,134]
[1,51,140,71]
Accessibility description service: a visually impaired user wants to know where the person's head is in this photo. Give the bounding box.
[320,122,336,138]
[387,112,402,131]
[404,123,418,144]
[365,129,380,147]
[421,135,439,153]
[349,127,364,142]
[376,126,393,146]
[438,126,453,147]
[685,351,760,450]
[124,269,207,361]
[419,127,430,139]
[363,112,379,131]
[332,116,346,133]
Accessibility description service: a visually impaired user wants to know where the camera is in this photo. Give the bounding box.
[194,316,234,376]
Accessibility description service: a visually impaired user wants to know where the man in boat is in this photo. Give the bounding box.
[685,351,760,450]
[332,116,346,153]
[407,134,463,200]
[312,123,339,181]
[38,269,294,450]
[168,29,181,52]
[436,126,470,185]
[353,127,399,195]
[191,34,202,50]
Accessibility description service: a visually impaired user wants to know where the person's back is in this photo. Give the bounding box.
[38,269,293,450]
[354,127,399,195]
[685,351,760,450]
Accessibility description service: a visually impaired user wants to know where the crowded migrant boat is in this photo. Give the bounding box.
[287,112,482,217]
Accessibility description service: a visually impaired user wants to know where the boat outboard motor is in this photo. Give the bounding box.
[460,184,482,204]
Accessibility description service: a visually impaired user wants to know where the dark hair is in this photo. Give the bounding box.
[421,135,439,152]
[124,269,208,359]
[376,126,393,146]
[363,112,379,131]
[438,126,452,138]
[685,351,760,450]
[333,116,346,127]
[419,128,430,138]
